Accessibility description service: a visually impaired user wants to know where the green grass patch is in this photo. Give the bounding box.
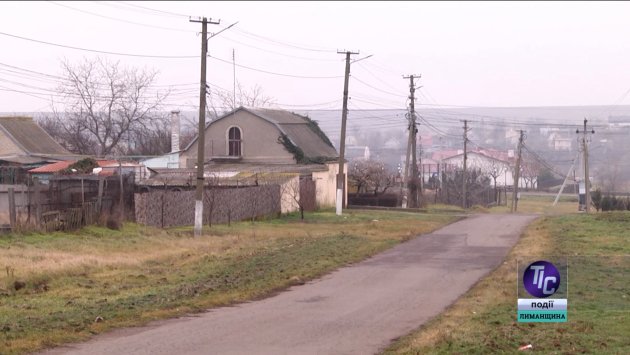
[0,209,457,354]
[385,212,630,354]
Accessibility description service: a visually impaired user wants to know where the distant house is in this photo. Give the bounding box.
[547,132,572,151]
[431,148,521,187]
[175,107,345,209]
[0,116,75,184]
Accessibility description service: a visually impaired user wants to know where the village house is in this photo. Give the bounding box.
[429,148,524,187]
[0,116,76,184]
[176,107,345,209]
[0,116,80,224]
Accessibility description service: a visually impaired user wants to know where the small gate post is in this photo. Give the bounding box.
[8,187,16,229]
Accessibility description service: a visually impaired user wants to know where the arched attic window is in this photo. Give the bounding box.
[228,126,242,156]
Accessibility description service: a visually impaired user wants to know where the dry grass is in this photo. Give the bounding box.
[386,212,630,354]
[0,209,459,354]
[489,193,579,215]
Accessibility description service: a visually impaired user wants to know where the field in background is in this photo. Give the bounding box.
[386,207,629,354]
[0,209,458,354]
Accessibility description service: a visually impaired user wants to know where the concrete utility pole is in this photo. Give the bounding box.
[336,50,359,216]
[577,118,595,213]
[401,132,412,208]
[511,130,525,213]
[462,120,469,209]
[403,74,420,208]
[190,16,220,237]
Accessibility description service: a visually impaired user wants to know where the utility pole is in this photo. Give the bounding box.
[336,50,359,216]
[190,16,220,237]
[401,131,412,208]
[462,120,469,209]
[553,151,580,206]
[403,74,420,208]
[511,130,525,213]
[577,118,595,213]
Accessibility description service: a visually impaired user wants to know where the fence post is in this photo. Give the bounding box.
[8,187,16,229]
[34,178,42,226]
[96,178,104,213]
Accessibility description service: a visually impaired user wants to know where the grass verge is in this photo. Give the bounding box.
[385,212,630,354]
[0,209,458,354]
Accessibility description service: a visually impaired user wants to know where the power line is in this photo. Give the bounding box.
[352,76,407,99]
[220,34,339,62]
[232,28,337,53]
[0,30,197,58]
[48,1,194,33]
[208,55,343,79]
[118,1,191,18]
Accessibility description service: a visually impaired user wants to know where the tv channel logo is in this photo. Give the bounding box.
[523,260,560,298]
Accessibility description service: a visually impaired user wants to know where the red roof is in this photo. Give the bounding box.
[28,160,120,174]
[27,160,73,173]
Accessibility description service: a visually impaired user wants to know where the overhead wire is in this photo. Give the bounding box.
[0,30,197,58]
[48,1,195,33]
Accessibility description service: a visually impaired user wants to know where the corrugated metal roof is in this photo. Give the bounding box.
[28,160,121,173]
[28,160,73,173]
[0,117,71,155]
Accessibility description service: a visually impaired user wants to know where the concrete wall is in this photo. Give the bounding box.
[180,110,294,167]
[279,175,300,214]
[312,163,347,208]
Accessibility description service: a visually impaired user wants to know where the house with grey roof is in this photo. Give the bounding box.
[175,107,346,209]
[180,107,338,166]
[0,116,76,184]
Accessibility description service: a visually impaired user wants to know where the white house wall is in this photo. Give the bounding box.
[312,162,346,208]
[442,153,528,188]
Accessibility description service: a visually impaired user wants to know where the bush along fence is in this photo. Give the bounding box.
[135,185,281,228]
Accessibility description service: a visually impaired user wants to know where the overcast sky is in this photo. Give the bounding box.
[2,1,630,113]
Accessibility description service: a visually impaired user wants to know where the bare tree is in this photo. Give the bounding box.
[521,154,542,191]
[206,81,275,119]
[481,158,507,203]
[279,176,307,220]
[47,57,169,156]
[126,117,172,156]
[349,159,396,195]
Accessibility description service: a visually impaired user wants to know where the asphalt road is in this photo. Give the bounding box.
[42,213,537,355]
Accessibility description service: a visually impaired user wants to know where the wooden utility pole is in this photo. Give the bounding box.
[462,120,469,209]
[190,16,220,236]
[577,118,595,213]
[511,130,525,213]
[336,50,359,216]
[404,74,420,208]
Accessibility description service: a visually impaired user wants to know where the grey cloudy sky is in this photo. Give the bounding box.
[1,1,630,113]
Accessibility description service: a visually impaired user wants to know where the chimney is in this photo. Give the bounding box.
[170,110,180,153]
